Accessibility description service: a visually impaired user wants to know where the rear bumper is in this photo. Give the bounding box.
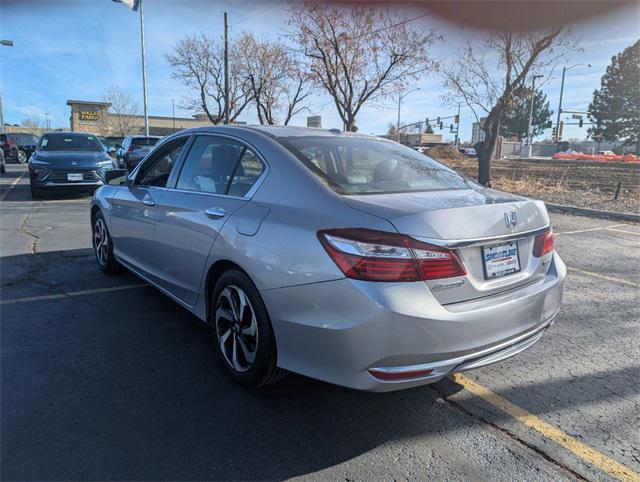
[262,252,566,392]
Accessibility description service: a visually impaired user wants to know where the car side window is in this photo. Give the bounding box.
[176,136,246,195]
[227,149,265,197]
[136,138,186,187]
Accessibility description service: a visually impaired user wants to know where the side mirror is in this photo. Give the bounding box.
[104,169,128,186]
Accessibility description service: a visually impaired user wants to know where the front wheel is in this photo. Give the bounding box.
[211,270,287,387]
[16,149,28,164]
[92,211,123,274]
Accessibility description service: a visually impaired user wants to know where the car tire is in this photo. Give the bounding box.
[30,184,44,199]
[211,269,288,388]
[92,210,123,275]
[16,149,28,164]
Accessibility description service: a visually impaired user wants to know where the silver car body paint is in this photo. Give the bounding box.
[92,125,566,391]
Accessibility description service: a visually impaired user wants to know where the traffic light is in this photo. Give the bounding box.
[552,127,558,140]
[436,117,440,124]
[578,118,584,128]
[449,124,454,132]
[454,115,460,124]
[439,122,444,130]
[558,121,564,139]
[425,118,430,126]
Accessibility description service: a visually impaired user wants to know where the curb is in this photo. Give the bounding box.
[545,203,640,223]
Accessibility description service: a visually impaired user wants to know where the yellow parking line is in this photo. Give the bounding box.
[452,373,640,482]
[567,267,639,288]
[0,283,149,305]
[0,171,26,201]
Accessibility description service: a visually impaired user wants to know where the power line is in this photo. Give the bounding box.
[234,0,286,26]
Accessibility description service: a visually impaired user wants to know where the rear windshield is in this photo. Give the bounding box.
[39,134,103,152]
[131,137,159,147]
[281,136,470,195]
[10,134,37,145]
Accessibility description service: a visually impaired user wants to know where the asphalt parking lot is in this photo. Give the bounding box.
[1,163,639,481]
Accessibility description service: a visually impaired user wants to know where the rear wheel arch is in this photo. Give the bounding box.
[205,260,253,322]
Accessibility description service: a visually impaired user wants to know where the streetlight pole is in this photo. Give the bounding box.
[554,63,591,142]
[396,87,420,142]
[139,0,149,136]
[172,99,175,132]
[527,74,543,145]
[223,12,230,124]
[0,40,14,134]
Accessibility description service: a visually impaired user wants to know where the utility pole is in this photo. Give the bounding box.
[139,0,149,136]
[454,102,461,146]
[554,63,591,143]
[0,39,14,133]
[527,75,543,145]
[172,99,175,131]
[223,11,230,125]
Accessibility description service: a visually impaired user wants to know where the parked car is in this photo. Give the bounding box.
[463,147,477,157]
[117,135,161,170]
[102,136,124,158]
[0,132,39,164]
[29,132,116,198]
[91,126,566,391]
[0,148,5,175]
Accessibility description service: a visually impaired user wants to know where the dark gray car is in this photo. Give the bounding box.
[29,132,116,198]
[118,135,161,170]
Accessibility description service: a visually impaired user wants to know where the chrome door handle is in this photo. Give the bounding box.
[205,207,227,219]
[143,198,155,207]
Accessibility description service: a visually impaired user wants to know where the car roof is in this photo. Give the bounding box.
[168,124,389,142]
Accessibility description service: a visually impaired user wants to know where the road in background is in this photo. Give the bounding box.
[1,163,638,481]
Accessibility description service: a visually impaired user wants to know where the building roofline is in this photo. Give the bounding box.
[67,100,111,107]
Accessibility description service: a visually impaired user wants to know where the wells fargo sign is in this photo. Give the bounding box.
[79,110,101,122]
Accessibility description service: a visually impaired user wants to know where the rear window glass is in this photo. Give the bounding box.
[39,134,103,152]
[131,137,159,147]
[10,134,37,145]
[281,136,470,195]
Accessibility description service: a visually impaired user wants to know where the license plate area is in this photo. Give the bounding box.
[482,241,521,279]
[67,173,83,181]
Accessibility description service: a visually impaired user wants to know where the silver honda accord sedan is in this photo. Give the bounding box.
[91,125,566,391]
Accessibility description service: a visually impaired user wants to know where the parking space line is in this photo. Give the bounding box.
[567,267,639,288]
[452,373,640,482]
[606,228,640,236]
[0,172,27,202]
[0,283,149,305]
[554,224,627,236]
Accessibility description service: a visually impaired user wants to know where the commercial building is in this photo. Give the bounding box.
[66,100,212,136]
[471,117,486,145]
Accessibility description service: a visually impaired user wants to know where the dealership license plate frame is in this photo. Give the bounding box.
[67,173,83,182]
[482,241,521,280]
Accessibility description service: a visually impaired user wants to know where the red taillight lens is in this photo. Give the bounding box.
[318,228,466,282]
[533,228,554,257]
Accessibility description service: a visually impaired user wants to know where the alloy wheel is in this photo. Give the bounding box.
[215,285,259,373]
[17,150,27,164]
[93,217,109,267]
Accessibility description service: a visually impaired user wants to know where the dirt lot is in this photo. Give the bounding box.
[430,151,640,214]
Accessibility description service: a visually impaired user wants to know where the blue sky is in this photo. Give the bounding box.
[1,0,638,142]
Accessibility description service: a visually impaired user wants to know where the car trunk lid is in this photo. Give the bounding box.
[343,187,551,305]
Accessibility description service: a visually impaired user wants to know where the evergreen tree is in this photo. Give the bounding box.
[588,40,640,152]
[500,86,552,141]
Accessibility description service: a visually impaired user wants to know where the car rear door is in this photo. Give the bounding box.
[109,137,188,282]
[153,134,267,306]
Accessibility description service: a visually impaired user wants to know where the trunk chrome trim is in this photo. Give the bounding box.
[413,225,550,248]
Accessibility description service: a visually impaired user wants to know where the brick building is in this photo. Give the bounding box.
[66,100,212,136]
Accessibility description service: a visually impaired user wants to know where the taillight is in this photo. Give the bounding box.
[533,228,554,257]
[318,228,466,282]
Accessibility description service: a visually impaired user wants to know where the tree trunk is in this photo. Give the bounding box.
[474,107,503,186]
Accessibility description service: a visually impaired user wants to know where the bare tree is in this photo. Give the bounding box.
[237,33,311,125]
[166,33,253,124]
[103,85,139,136]
[442,30,572,185]
[20,117,43,130]
[288,2,439,131]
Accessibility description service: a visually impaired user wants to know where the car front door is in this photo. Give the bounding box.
[153,134,266,306]
[109,137,188,282]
